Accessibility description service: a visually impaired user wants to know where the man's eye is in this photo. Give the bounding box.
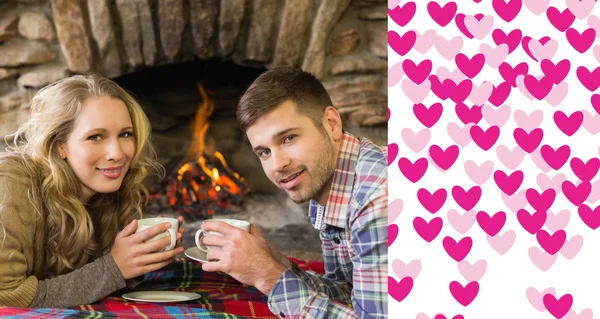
[259,149,271,157]
[284,135,296,143]
[87,134,102,141]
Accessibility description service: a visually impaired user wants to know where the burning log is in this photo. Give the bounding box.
[144,83,250,221]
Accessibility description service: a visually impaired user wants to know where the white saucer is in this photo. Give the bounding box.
[122,291,201,303]
[185,247,208,263]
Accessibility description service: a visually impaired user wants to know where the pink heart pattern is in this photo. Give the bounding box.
[388,0,599,317]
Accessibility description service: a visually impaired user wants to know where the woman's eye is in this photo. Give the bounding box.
[87,134,102,141]
[121,132,134,138]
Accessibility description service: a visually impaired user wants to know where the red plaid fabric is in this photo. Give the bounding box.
[0,257,324,318]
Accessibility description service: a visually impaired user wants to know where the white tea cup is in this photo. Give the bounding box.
[195,218,250,252]
[136,217,179,252]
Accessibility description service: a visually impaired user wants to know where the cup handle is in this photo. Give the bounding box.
[195,229,209,252]
[166,229,176,251]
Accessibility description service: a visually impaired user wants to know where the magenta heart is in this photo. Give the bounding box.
[449,281,479,306]
[388,2,416,27]
[561,180,591,206]
[566,28,596,53]
[541,59,570,84]
[526,188,556,212]
[389,30,416,56]
[455,103,482,124]
[592,94,600,115]
[452,185,481,211]
[518,209,547,234]
[429,145,459,170]
[553,111,583,136]
[570,157,600,182]
[493,170,524,195]
[388,143,399,165]
[413,216,443,242]
[399,157,428,183]
[403,59,433,84]
[576,66,600,91]
[543,293,573,318]
[443,236,472,262]
[417,188,447,213]
[389,224,398,246]
[546,7,575,32]
[536,229,566,255]
[492,0,522,22]
[513,127,543,153]
[455,13,474,39]
[488,82,512,106]
[388,276,413,302]
[455,53,485,78]
[427,1,457,27]
[492,28,522,53]
[540,145,571,170]
[470,125,500,150]
[476,211,506,236]
[523,75,553,100]
[578,204,600,230]
[499,62,529,87]
[414,103,443,128]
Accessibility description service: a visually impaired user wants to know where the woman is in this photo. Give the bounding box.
[0,75,184,308]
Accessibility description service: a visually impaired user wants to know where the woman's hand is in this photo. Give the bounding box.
[110,219,184,280]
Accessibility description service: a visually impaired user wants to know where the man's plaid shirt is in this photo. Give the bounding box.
[268,132,388,318]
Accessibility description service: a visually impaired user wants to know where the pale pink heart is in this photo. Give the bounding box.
[482,104,511,127]
[487,230,515,255]
[566,0,596,20]
[527,287,556,312]
[594,45,600,63]
[402,79,430,104]
[392,259,422,279]
[587,179,600,204]
[447,122,473,147]
[501,189,527,212]
[531,149,553,173]
[589,15,600,38]
[469,82,494,105]
[528,246,558,272]
[434,35,464,61]
[464,160,494,185]
[529,39,558,61]
[436,66,465,83]
[415,29,437,54]
[448,209,476,234]
[545,209,570,233]
[388,62,404,87]
[565,308,594,319]
[457,259,487,282]
[545,82,569,107]
[523,0,551,15]
[496,145,526,170]
[514,109,544,132]
[389,198,403,223]
[388,0,402,9]
[416,314,430,319]
[479,43,508,69]
[582,110,600,134]
[402,128,431,153]
[537,173,566,195]
[465,15,494,40]
[516,75,535,100]
[560,235,583,260]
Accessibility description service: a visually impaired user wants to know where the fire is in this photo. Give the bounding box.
[145,83,249,220]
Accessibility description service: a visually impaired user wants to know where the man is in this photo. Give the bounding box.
[199,66,388,318]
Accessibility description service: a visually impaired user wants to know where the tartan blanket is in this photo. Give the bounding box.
[0,257,325,319]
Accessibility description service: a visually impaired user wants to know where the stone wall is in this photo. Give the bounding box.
[0,0,387,146]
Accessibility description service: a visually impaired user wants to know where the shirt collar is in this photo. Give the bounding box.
[309,132,360,229]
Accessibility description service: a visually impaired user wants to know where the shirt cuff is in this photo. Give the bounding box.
[267,260,310,318]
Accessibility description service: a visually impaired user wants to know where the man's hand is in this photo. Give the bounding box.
[200,221,289,295]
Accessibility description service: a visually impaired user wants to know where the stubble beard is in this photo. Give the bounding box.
[287,138,337,204]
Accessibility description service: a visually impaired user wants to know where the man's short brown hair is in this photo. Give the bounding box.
[237,66,334,131]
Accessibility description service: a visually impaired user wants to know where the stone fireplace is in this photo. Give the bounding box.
[0,0,387,259]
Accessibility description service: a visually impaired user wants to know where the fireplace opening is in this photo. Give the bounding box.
[113,60,263,221]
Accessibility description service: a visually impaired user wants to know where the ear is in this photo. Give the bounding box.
[58,144,67,159]
[323,106,343,141]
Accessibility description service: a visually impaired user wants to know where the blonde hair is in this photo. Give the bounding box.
[1,74,164,278]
